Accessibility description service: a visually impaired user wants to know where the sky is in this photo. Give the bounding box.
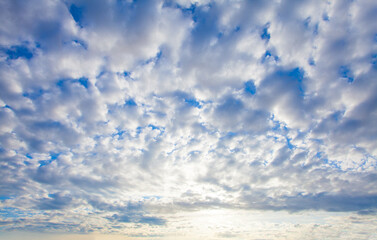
[0,0,377,239]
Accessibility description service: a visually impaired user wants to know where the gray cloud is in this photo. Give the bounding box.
[0,0,376,237]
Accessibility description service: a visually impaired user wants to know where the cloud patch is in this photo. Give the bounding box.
[0,0,376,238]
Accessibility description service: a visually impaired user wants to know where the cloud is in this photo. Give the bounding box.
[0,0,376,238]
[110,214,166,226]
[241,191,377,213]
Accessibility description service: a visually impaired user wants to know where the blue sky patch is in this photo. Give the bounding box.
[38,153,59,167]
[56,79,65,88]
[244,80,256,95]
[142,196,162,200]
[287,68,304,82]
[280,67,305,95]
[0,196,12,201]
[78,77,89,88]
[339,65,354,83]
[371,54,377,66]
[169,3,198,22]
[148,124,159,130]
[262,50,278,63]
[125,98,137,107]
[5,45,33,60]
[69,4,84,27]
[38,160,53,167]
[180,3,197,15]
[148,124,165,137]
[286,137,294,149]
[185,98,201,108]
[50,152,60,160]
[56,77,89,89]
[112,128,126,139]
[261,23,271,41]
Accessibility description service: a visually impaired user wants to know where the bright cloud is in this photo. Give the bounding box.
[0,0,377,239]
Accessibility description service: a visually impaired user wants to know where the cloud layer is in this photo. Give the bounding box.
[1,0,377,238]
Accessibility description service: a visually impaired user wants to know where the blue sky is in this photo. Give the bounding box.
[0,0,377,239]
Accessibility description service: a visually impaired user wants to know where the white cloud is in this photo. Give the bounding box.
[0,0,376,239]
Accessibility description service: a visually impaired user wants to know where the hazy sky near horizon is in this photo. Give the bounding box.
[1,0,377,239]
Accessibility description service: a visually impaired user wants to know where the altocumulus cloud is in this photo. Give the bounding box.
[0,0,377,239]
